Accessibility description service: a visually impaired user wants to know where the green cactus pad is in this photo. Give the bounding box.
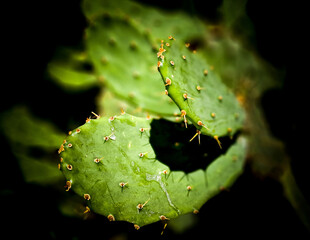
[83,0,205,45]
[59,113,247,227]
[157,37,246,137]
[97,88,179,122]
[85,16,178,117]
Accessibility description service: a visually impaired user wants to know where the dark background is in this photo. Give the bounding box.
[2,0,309,239]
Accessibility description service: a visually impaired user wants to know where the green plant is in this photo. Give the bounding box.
[50,0,247,229]
[2,0,309,236]
[59,112,246,228]
[85,16,178,118]
[157,37,245,138]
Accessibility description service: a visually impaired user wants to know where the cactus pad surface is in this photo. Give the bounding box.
[158,37,245,137]
[59,113,247,227]
[86,16,178,117]
[83,0,205,45]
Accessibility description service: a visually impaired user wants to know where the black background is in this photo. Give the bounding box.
[1,0,309,239]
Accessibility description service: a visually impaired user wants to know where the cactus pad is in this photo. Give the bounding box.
[83,0,205,45]
[157,37,245,138]
[85,16,178,117]
[59,113,247,227]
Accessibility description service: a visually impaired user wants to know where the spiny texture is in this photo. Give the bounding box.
[157,37,245,138]
[85,16,178,117]
[59,113,247,227]
[48,0,205,119]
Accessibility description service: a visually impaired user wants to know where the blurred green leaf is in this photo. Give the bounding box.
[14,151,62,185]
[1,106,65,150]
[0,106,65,185]
[47,48,98,91]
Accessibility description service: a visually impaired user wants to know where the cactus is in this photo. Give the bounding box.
[2,0,308,237]
[59,112,247,228]
[85,16,178,118]
[48,14,180,118]
[157,37,245,139]
[49,0,206,119]
[82,0,205,45]
[50,0,248,228]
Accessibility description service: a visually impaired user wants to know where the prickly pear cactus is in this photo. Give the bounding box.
[59,112,247,228]
[85,16,178,117]
[51,0,248,230]
[82,0,205,45]
[157,37,245,138]
[49,0,206,119]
